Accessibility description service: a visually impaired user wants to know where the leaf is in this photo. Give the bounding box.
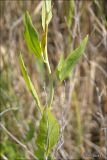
[57,54,65,72]
[36,58,45,85]
[19,53,43,113]
[35,108,60,160]
[57,35,88,81]
[42,0,52,31]
[24,11,42,59]
[41,32,47,55]
[56,54,65,80]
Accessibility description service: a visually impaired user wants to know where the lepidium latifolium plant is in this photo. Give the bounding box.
[19,0,88,159]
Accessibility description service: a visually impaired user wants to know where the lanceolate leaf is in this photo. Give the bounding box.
[19,53,43,113]
[57,35,88,81]
[42,0,52,31]
[35,108,60,160]
[57,54,64,72]
[56,54,65,80]
[24,12,42,59]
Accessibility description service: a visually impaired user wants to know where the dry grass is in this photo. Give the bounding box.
[0,0,107,159]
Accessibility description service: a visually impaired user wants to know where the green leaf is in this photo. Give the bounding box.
[56,54,65,80]
[57,35,88,81]
[36,58,45,85]
[19,53,43,113]
[42,0,52,31]
[24,11,42,59]
[35,108,60,160]
[57,54,65,72]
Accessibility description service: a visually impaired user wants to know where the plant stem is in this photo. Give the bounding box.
[44,27,54,108]
[44,27,51,74]
[48,74,54,108]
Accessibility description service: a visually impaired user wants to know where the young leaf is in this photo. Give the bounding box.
[24,12,42,59]
[56,54,65,80]
[35,108,60,160]
[42,0,52,31]
[57,35,88,81]
[19,53,43,113]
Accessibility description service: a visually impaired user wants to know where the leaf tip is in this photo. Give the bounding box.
[85,34,89,43]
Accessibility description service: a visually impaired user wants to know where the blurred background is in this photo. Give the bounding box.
[0,0,107,159]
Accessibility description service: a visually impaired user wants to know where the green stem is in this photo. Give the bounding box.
[44,27,51,74]
[48,75,54,108]
[44,27,54,108]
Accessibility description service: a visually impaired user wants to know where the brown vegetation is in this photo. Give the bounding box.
[0,0,107,159]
